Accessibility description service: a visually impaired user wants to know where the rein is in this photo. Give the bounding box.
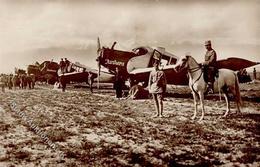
[188,66,201,74]
[188,65,203,95]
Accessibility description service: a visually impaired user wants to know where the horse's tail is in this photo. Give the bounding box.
[234,73,242,106]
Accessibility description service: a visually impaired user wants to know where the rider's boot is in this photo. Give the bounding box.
[204,82,213,95]
[207,82,214,94]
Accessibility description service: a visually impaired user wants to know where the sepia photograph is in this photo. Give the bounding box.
[0,0,259,166]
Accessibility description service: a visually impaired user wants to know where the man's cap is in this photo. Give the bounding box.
[205,40,211,46]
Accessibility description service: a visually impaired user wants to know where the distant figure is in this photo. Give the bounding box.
[113,67,124,99]
[148,58,167,117]
[87,72,97,93]
[30,74,36,89]
[59,58,66,74]
[20,74,27,89]
[12,74,21,90]
[26,73,35,89]
[0,74,6,92]
[64,58,70,73]
[203,40,217,94]
[8,74,13,89]
[242,68,247,75]
[253,68,257,80]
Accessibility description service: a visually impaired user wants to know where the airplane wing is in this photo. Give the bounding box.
[58,62,114,83]
[73,62,97,72]
[129,64,177,75]
[129,64,188,85]
[129,67,153,75]
[217,57,259,71]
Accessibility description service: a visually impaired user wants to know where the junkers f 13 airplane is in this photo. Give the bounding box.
[96,38,189,87]
[96,38,259,87]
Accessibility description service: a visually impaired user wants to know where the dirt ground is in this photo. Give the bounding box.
[0,82,259,167]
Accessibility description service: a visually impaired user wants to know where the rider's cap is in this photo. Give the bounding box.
[205,40,211,46]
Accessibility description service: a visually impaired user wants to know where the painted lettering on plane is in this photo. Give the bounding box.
[105,59,124,66]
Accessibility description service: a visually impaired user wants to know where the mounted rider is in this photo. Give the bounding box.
[203,40,217,93]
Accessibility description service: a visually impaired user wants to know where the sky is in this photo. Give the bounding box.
[0,0,260,73]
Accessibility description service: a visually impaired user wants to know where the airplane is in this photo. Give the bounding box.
[96,38,259,87]
[96,38,189,87]
[57,61,114,92]
[28,60,114,92]
[27,61,59,84]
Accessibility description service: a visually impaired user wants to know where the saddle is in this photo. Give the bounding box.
[202,65,219,83]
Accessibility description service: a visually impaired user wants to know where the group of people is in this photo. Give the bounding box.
[146,40,217,117]
[0,72,36,92]
[59,58,71,73]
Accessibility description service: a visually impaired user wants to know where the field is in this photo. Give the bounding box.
[0,82,259,167]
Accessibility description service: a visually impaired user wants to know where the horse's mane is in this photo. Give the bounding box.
[187,55,200,66]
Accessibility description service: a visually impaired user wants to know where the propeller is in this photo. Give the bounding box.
[97,37,101,89]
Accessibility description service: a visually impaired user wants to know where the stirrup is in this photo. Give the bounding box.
[208,88,214,94]
[205,85,214,94]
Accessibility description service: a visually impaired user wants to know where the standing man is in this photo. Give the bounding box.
[253,68,257,80]
[148,54,167,117]
[113,67,124,99]
[64,58,70,73]
[59,58,66,74]
[203,40,217,93]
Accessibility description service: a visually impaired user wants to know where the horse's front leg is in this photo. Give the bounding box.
[198,91,205,121]
[191,92,198,120]
[223,92,230,117]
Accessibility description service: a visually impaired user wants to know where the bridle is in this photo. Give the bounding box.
[188,66,201,74]
[185,58,203,94]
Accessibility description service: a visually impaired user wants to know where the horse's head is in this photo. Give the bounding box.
[175,55,190,72]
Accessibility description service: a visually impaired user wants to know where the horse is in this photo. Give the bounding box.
[175,55,242,121]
